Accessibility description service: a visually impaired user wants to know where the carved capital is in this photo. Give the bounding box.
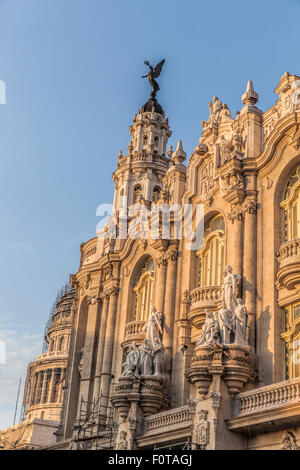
[100,285,119,300]
[167,248,178,262]
[87,295,101,305]
[228,205,244,223]
[228,199,257,223]
[156,254,168,268]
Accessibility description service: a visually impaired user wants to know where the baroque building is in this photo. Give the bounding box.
[0,287,75,450]
[2,71,300,451]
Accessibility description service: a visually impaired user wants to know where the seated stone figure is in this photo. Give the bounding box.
[197,310,220,346]
[121,342,140,377]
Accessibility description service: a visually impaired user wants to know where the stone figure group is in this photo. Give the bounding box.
[122,306,165,377]
[202,96,233,129]
[122,338,165,377]
[197,266,249,347]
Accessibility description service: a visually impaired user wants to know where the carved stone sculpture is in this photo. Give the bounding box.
[233,299,249,347]
[121,343,140,377]
[218,300,233,345]
[222,265,240,313]
[281,431,298,450]
[142,306,163,348]
[196,310,219,346]
[139,340,153,376]
[117,431,128,450]
[153,338,165,376]
[203,97,233,129]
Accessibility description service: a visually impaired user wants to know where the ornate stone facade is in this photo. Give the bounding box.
[3,72,300,451]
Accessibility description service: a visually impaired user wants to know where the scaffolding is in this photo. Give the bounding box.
[72,393,118,450]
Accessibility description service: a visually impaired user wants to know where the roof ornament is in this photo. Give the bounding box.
[142,59,165,99]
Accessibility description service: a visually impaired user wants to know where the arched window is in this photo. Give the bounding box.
[196,215,225,287]
[49,339,54,352]
[133,184,143,203]
[58,336,64,351]
[153,186,161,203]
[281,163,300,241]
[281,302,300,379]
[133,258,154,321]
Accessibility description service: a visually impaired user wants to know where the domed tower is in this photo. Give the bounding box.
[112,93,172,213]
[22,287,75,423]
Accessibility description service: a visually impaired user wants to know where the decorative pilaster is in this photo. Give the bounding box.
[154,255,168,313]
[100,286,119,417]
[163,248,178,373]
[93,292,110,402]
[77,296,101,405]
[49,368,56,403]
[243,197,257,357]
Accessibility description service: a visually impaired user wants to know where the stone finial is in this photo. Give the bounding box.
[242,80,259,106]
[172,140,186,165]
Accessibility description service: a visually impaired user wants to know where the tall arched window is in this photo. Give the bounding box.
[133,258,154,321]
[196,214,225,287]
[153,186,161,203]
[133,184,143,203]
[280,164,300,379]
[281,163,300,241]
[281,302,300,379]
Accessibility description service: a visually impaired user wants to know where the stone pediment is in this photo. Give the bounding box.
[263,72,300,142]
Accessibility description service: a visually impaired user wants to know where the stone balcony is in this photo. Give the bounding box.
[117,152,170,170]
[188,286,222,328]
[276,238,300,306]
[35,350,69,364]
[121,320,146,349]
[137,406,192,447]
[227,377,300,432]
[80,237,98,266]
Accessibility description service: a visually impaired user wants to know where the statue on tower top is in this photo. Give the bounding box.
[142,59,165,97]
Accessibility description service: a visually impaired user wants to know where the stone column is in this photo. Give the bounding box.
[228,208,244,287]
[93,294,110,402]
[99,286,119,418]
[243,199,257,356]
[58,369,64,403]
[163,249,178,373]
[49,368,56,403]
[154,255,167,313]
[29,372,37,406]
[34,372,41,404]
[40,371,47,404]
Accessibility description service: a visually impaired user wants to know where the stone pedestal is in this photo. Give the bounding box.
[186,345,214,398]
[187,344,253,398]
[140,376,167,416]
[222,344,253,396]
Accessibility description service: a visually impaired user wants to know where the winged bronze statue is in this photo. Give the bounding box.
[142,59,165,96]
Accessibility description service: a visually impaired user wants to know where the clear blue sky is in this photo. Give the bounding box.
[0,0,300,428]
